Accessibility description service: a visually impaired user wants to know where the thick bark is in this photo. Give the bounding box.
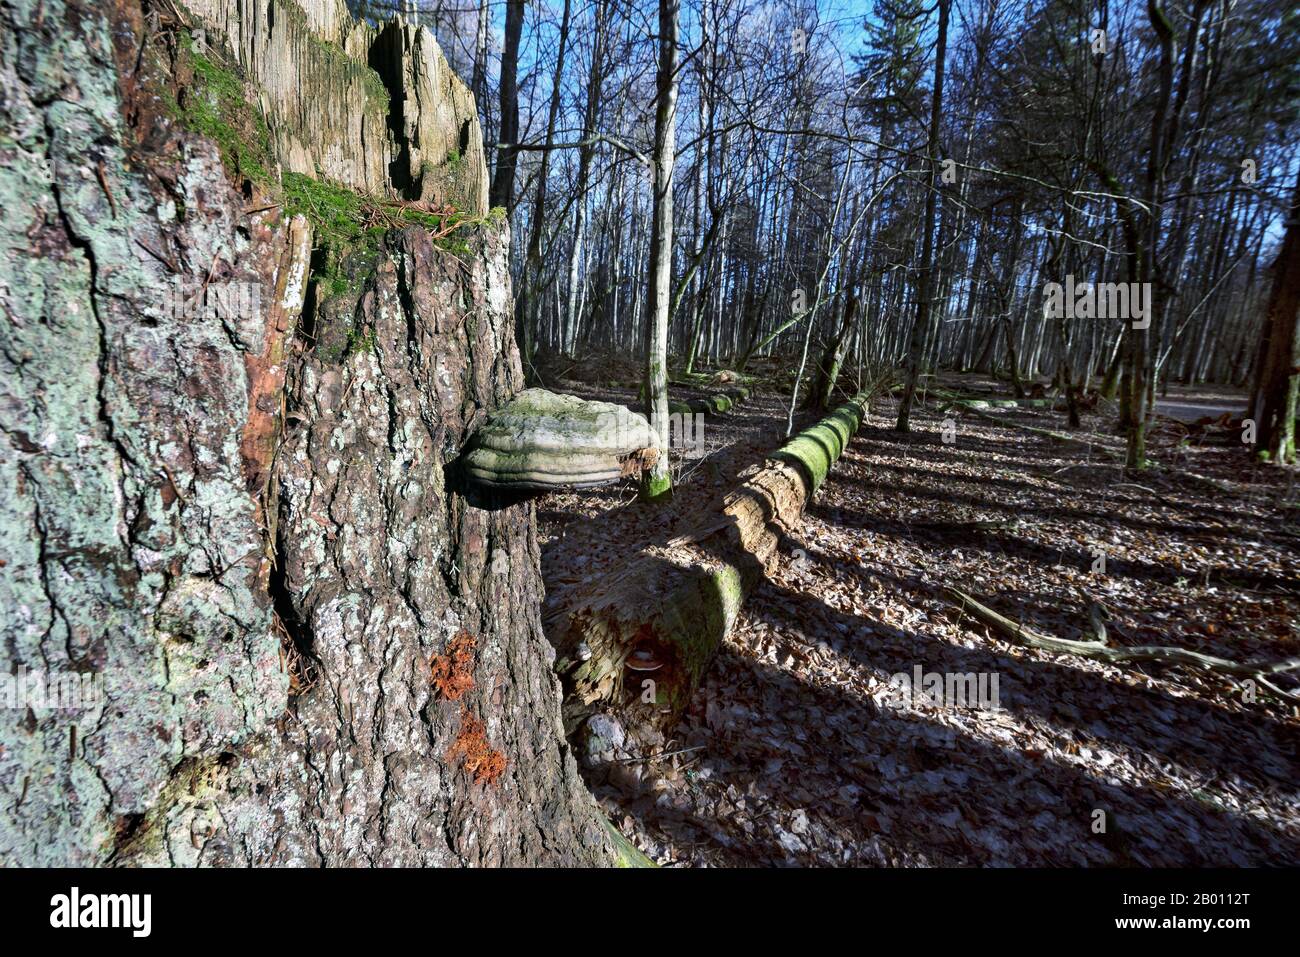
[0,0,617,867]
[213,225,613,866]
[1250,168,1300,463]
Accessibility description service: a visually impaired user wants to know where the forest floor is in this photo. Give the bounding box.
[537,368,1300,866]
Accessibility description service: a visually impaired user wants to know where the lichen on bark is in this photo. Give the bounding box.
[0,0,289,865]
[0,0,621,867]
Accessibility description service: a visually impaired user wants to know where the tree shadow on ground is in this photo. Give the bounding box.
[625,643,1299,866]
[545,394,1299,866]
[750,564,1299,790]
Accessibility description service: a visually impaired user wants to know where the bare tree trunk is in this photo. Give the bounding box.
[1250,167,1300,463]
[640,0,680,502]
[1123,0,1177,469]
[564,1,610,355]
[471,0,489,108]
[489,0,525,212]
[516,0,572,373]
[895,0,949,432]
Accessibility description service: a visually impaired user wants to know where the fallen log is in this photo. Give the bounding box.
[939,396,1060,411]
[604,819,656,867]
[550,391,874,729]
[669,384,750,416]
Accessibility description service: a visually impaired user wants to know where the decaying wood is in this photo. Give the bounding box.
[240,213,312,501]
[551,391,874,727]
[669,384,750,416]
[938,395,1061,412]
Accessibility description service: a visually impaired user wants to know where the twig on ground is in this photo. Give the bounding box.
[942,586,1300,701]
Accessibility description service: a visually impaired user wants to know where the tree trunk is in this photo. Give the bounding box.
[565,1,611,355]
[0,0,620,867]
[640,0,680,502]
[895,0,950,432]
[488,0,525,212]
[810,293,859,411]
[516,0,572,375]
[471,0,489,109]
[1250,167,1300,463]
[1122,0,1177,469]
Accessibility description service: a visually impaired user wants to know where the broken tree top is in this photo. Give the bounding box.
[462,388,659,490]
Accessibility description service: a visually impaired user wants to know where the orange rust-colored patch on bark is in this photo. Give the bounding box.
[430,630,476,700]
[446,708,507,787]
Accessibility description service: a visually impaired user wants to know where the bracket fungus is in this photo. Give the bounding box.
[462,389,659,491]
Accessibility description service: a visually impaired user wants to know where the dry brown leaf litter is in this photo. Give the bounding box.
[539,376,1299,866]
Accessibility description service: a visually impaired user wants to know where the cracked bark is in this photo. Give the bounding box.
[0,0,615,866]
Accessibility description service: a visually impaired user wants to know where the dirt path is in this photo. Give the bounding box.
[1154,384,1249,423]
[538,380,1300,866]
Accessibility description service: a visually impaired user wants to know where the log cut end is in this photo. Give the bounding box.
[462,388,659,490]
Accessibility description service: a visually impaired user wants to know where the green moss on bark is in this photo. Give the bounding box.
[772,394,868,493]
[168,32,276,187]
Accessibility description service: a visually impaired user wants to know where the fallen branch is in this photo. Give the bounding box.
[942,586,1300,700]
[936,392,1062,412]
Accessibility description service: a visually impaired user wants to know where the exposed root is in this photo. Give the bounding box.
[943,586,1300,700]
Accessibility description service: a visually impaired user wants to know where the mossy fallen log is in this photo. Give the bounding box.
[937,395,1059,412]
[668,384,750,416]
[461,388,658,490]
[550,391,872,730]
[604,819,657,867]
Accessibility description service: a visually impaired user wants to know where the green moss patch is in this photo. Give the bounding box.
[772,395,869,493]
[170,32,275,187]
[282,171,490,254]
